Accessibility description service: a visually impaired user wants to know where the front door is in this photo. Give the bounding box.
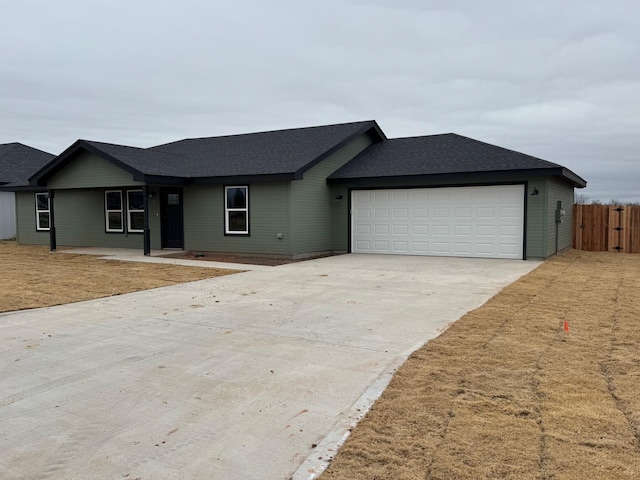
[160,188,184,249]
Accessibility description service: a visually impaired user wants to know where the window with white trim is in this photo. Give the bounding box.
[225,186,249,234]
[35,192,50,231]
[105,190,124,232]
[127,189,145,233]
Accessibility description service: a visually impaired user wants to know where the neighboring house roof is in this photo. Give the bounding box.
[30,121,385,185]
[329,133,587,187]
[0,143,55,190]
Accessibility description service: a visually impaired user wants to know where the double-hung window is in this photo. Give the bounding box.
[127,190,145,233]
[105,190,124,232]
[35,192,50,231]
[225,186,249,235]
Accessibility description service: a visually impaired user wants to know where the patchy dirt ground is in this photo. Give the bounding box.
[0,242,239,313]
[321,250,640,480]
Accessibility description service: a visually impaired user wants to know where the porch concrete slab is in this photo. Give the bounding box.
[0,254,540,480]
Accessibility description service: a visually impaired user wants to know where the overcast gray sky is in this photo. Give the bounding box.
[1,0,638,202]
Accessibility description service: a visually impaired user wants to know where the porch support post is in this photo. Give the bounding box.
[48,189,57,252]
[143,185,151,256]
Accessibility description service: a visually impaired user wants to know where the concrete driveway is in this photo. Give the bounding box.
[0,254,540,480]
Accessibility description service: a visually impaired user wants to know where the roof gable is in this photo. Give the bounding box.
[30,140,183,186]
[329,133,586,187]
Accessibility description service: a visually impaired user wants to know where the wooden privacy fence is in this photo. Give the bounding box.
[573,204,640,253]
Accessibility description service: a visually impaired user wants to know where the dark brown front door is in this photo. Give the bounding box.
[160,188,184,249]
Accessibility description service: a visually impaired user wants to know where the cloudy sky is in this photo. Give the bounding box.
[1,0,638,202]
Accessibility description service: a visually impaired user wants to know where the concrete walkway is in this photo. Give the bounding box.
[0,254,540,480]
[59,246,272,271]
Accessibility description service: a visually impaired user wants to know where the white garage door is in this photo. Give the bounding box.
[351,185,524,259]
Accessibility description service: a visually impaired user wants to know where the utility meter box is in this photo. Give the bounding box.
[555,201,566,223]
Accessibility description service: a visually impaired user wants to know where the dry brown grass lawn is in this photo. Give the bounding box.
[321,250,640,480]
[0,242,239,313]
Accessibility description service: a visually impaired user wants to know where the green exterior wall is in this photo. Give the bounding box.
[183,183,291,255]
[48,152,144,189]
[545,178,575,256]
[182,132,376,257]
[329,174,569,259]
[290,132,376,256]
[16,191,50,245]
[16,189,162,249]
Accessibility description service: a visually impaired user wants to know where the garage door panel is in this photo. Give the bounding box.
[499,244,519,255]
[374,208,389,218]
[476,243,495,254]
[374,240,390,252]
[392,241,409,252]
[352,185,524,259]
[413,208,428,218]
[393,208,409,218]
[355,224,371,235]
[355,208,371,219]
[433,225,449,235]
[372,224,388,235]
[393,190,408,201]
[500,206,520,218]
[432,242,450,253]
[433,208,449,217]
[477,207,495,217]
[355,240,371,251]
[455,207,472,218]
[477,225,495,235]
[500,225,519,236]
[453,243,472,254]
[374,192,390,202]
[454,225,472,235]
[412,242,428,252]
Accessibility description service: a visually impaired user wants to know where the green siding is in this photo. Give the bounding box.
[526,180,546,258]
[48,152,143,189]
[183,183,291,255]
[15,191,49,245]
[290,133,376,256]
[330,175,551,258]
[16,189,162,249]
[545,178,575,256]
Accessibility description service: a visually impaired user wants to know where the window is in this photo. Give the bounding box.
[225,186,249,234]
[127,190,145,233]
[105,190,124,232]
[35,192,50,231]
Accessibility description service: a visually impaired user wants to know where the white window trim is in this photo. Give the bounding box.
[105,190,124,233]
[224,185,249,235]
[127,189,144,233]
[35,192,50,231]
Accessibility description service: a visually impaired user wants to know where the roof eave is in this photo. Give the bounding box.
[327,167,587,186]
[190,173,297,185]
[0,183,47,192]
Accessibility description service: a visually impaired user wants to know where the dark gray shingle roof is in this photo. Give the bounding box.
[329,133,586,187]
[150,120,380,177]
[0,143,55,188]
[31,121,382,185]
